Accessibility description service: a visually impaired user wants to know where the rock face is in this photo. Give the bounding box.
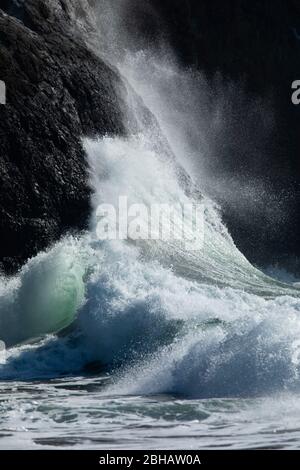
[123,0,300,269]
[0,0,126,273]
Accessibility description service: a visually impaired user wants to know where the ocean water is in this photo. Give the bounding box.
[1,0,300,450]
[0,133,300,449]
[1,378,300,450]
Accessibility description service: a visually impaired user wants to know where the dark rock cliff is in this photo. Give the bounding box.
[0,0,126,273]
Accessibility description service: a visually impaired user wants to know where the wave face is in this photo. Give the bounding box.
[0,0,300,400]
[0,240,85,347]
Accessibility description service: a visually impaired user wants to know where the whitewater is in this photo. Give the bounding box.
[1,0,300,450]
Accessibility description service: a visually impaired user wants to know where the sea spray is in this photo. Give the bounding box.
[0,0,300,402]
[1,133,300,399]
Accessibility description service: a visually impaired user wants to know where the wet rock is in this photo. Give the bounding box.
[0,1,126,273]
